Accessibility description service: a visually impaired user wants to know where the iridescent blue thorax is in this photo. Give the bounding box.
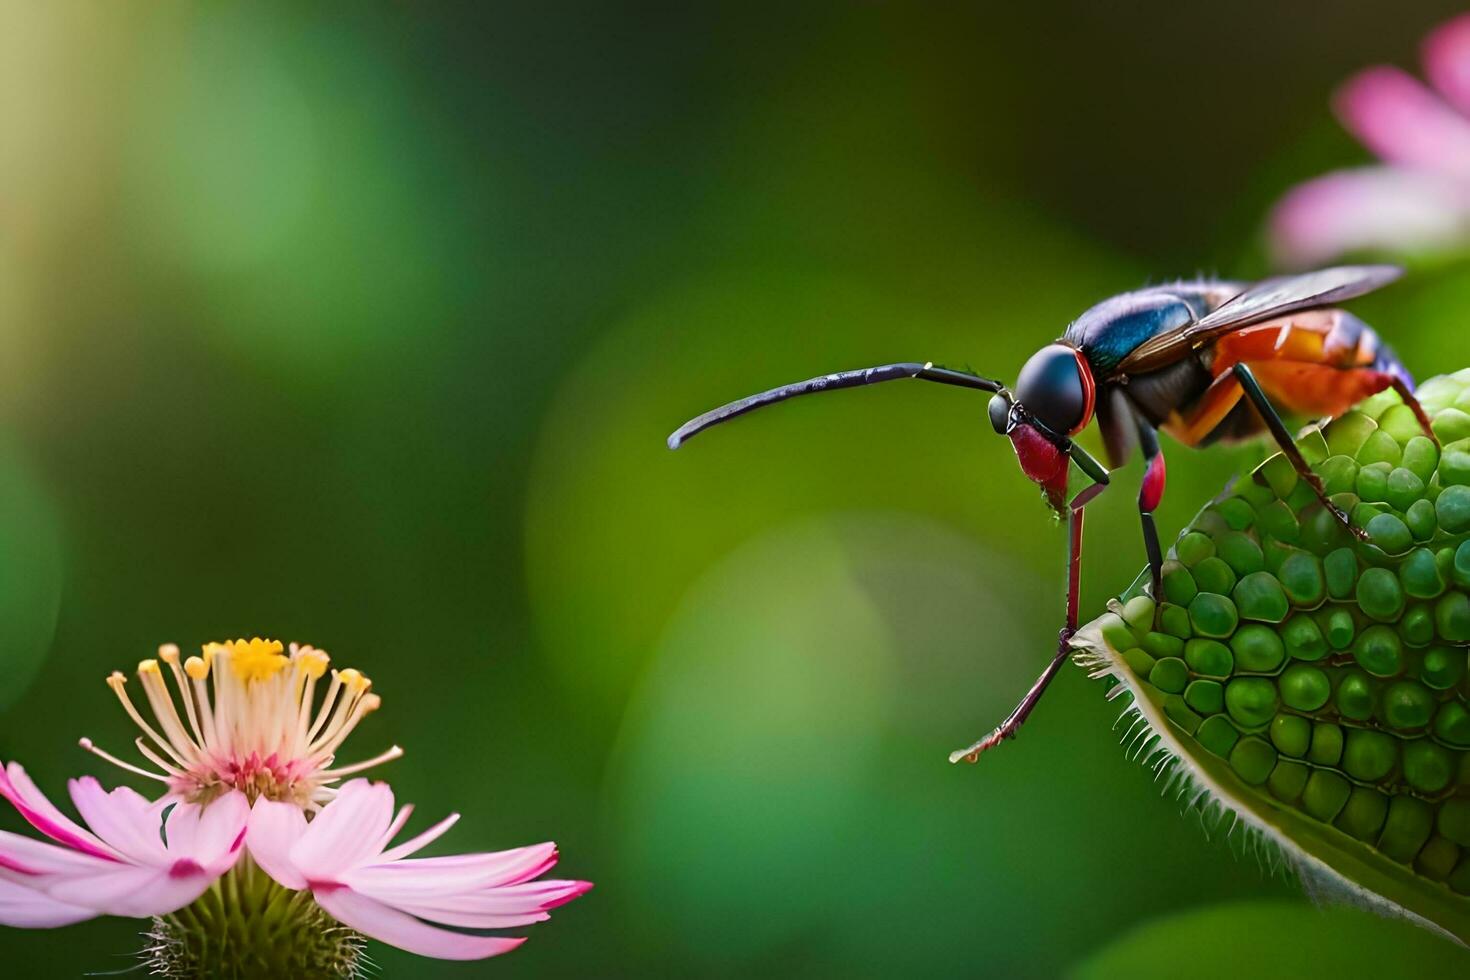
[1063,282,1238,376]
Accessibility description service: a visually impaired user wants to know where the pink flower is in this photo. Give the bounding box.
[247,779,592,961]
[1270,14,1470,266]
[0,762,248,926]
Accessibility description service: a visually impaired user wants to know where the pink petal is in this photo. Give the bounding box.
[346,843,561,898]
[0,764,117,862]
[0,830,112,877]
[1268,165,1470,267]
[67,779,167,865]
[389,880,592,929]
[1425,13,1470,116]
[165,792,249,873]
[45,863,216,918]
[315,887,527,961]
[0,876,98,928]
[377,812,460,863]
[290,780,395,879]
[1335,65,1470,178]
[245,797,309,890]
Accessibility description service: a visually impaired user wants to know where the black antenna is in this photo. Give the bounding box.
[668,362,1005,449]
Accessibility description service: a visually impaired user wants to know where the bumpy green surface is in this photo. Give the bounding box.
[1087,370,1470,946]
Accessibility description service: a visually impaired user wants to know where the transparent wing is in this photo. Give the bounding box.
[1114,265,1402,375]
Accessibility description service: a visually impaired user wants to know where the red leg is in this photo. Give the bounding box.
[949,480,1106,764]
[1389,376,1439,444]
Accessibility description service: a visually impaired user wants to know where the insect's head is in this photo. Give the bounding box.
[989,344,1096,514]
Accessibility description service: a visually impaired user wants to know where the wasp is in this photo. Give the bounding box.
[668,265,1438,764]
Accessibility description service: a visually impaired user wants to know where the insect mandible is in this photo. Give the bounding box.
[668,265,1438,764]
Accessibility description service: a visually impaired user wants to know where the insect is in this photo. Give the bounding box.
[668,265,1437,765]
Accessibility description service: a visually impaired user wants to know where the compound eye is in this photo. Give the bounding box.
[988,392,1012,434]
[1014,344,1090,436]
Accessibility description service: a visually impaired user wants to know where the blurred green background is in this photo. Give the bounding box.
[3,2,1470,976]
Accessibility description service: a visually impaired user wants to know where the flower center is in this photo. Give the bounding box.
[83,638,402,808]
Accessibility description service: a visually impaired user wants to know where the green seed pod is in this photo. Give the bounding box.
[1435,591,1470,642]
[1224,676,1277,728]
[1365,512,1413,556]
[1440,448,1470,486]
[1277,552,1325,606]
[1436,484,1470,534]
[1256,500,1301,542]
[1216,531,1264,575]
[1399,547,1447,599]
[1196,713,1239,758]
[1228,736,1276,785]
[1233,571,1288,623]
[1159,603,1192,639]
[1357,429,1403,467]
[1403,740,1455,793]
[1356,566,1405,622]
[1325,411,1377,456]
[1122,595,1156,633]
[1302,769,1352,822]
[1335,669,1377,721]
[1337,787,1391,842]
[1160,561,1197,606]
[1308,721,1344,766]
[1175,531,1215,567]
[1268,758,1309,803]
[1140,632,1185,661]
[1379,404,1426,446]
[1099,613,1136,658]
[1283,613,1328,660]
[1320,607,1355,650]
[1229,624,1284,673]
[1189,592,1239,639]
[1070,375,1470,948]
[1184,638,1233,678]
[1323,547,1358,599]
[1192,557,1237,596]
[1380,796,1434,863]
[1318,454,1360,495]
[1402,436,1441,483]
[1434,407,1470,444]
[1122,647,1156,679]
[1269,714,1311,757]
[1342,729,1398,781]
[1253,453,1298,500]
[1385,467,1427,511]
[1355,460,1392,502]
[1352,625,1403,678]
[1147,657,1189,694]
[1298,502,1353,555]
[1279,663,1330,711]
[1381,680,1435,730]
[1433,701,1470,748]
[1213,497,1255,531]
[1453,540,1470,589]
[1416,836,1460,882]
[1405,497,1438,541]
[1184,678,1223,715]
[1420,645,1467,690]
[1398,604,1435,647]
[1438,799,1470,847]
[1162,694,1202,734]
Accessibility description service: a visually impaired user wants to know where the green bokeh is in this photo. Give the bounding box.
[2,2,1470,977]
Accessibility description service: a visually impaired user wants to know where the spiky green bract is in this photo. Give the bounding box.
[1072,369,1470,948]
[141,857,368,980]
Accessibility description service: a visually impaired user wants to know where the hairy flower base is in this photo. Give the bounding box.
[143,858,368,980]
[1071,371,1470,946]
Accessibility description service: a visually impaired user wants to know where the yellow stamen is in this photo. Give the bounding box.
[185,656,210,680]
[224,637,289,683]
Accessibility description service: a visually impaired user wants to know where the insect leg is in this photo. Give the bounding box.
[948,478,1109,764]
[1132,414,1166,621]
[1233,363,1368,541]
[1387,376,1439,444]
